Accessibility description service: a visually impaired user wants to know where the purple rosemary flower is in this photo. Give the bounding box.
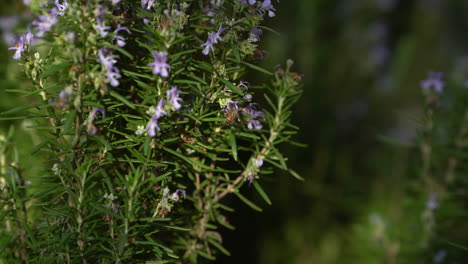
[247,118,262,130]
[107,71,122,87]
[145,99,168,137]
[171,189,187,201]
[426,194,439,211]
[167,86,183,110]
[32,14,58,37]
[96,18,111,38]
[201,35,215,55]
[256,158,264,167]
[148,51,171,78]
[201,26,224,55]
[49,0,68,16]
[98,49,117,70]
[213,26,224,42]
[8,33,33,60]
[261,0,277,17]
[243,103,265,118]
[146,116,161,137]
[249,28,263,42]
[153,99,167,119]
[239,0,256,4]
[91,107,106,119]
[203,6,217,24]
[114,24,131,47]
[421,71,444,94]
[239,81,250,90]
[246,173,254,186]
[98,49,121,87]
[141,0,155,10]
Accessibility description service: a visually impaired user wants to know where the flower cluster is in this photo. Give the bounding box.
[33,0,68,37]
[143,86,183,137]
[9,0,67,59]
[4,1,304,262]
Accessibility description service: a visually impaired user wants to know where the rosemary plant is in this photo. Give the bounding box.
[1,0,302,263]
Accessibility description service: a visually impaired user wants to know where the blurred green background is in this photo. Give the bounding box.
[2,0,468,263]
[221,1,468,263]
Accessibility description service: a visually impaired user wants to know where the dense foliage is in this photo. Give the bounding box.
[0,0,302,263]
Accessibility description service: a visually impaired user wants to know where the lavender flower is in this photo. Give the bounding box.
[32,14,58,37]
[114,25,131,47]
[421,71,444,94]
[8,33,33,60]
[167,86,183,110]
[148,51,171,78]
[201,26,224,55]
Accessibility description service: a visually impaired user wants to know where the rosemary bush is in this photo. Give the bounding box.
[0,0,302,263]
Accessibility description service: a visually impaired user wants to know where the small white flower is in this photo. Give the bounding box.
[135,125,146,136]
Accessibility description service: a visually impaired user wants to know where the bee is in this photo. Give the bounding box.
[181,134,196,144]
[253,49,267,61]
[224,101,240,125]
[290,72,303,81]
